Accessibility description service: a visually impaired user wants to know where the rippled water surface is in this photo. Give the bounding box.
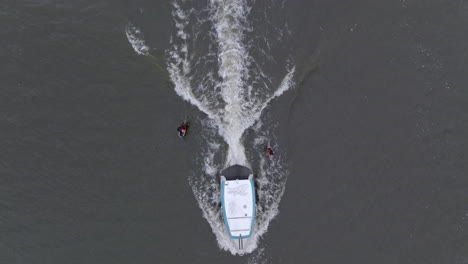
[1,0,467,263]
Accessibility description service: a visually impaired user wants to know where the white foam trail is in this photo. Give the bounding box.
[209,0,251,166]
[167,0,295,255]
[125,24,149,55]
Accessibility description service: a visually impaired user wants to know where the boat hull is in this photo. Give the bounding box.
[220,165,256,241]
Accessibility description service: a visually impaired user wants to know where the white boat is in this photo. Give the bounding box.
[220,165,256,251]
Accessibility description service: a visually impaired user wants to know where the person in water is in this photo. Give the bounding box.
[177,123,187,137]
[266,147,274,158]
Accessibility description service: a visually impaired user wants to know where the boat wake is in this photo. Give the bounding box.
[125,23,149,56]
[127,0,294,255]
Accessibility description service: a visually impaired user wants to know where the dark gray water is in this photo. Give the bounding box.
[1,0,467,263]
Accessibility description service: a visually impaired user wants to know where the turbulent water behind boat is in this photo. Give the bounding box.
[2,1,465,263]
[127,0,295,254]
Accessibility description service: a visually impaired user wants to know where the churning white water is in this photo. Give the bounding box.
[128,0,294,255]
[125,24,149,56]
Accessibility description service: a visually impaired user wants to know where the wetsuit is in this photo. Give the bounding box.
[177,123,187,137]
[267,147,274,158]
